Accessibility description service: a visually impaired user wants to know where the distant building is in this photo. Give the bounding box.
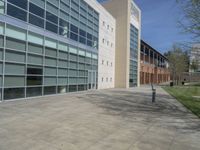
[190,44,200,72]
[140,40,170,84]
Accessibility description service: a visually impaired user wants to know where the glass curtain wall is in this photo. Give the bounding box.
[0,0,99,49]
[129,24,138,87]
[0,23,98,100]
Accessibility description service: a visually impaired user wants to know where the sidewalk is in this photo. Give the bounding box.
[0,86,199,150]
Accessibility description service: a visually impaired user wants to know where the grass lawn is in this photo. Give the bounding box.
[163,86,200,118]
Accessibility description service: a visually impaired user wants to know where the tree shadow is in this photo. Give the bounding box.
[79,89,200,133]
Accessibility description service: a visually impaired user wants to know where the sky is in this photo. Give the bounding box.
[134,0,192,54]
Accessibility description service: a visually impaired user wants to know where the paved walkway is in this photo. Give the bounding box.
[0,86,200,150]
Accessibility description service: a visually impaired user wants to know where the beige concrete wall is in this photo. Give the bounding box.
[102,0,131,88]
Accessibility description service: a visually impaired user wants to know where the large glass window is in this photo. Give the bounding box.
[28,54,43,65]
[46,21,58,34]
[70,24,78,34]
[5,63,25,75]
[70,32,78,41]
[7,0,27,10]
[5,50,25,63]
[4,88,25,100]
[44,86,56,95]
[27,67,43,75]
[6,37,26,51]
[29,3,44,17]
[29,14,44,28]
[46,11,58,24]
[27,76,42,86]
[30,0,45,8]
[7,4,27,22]
[28,43,43,54]
[0,1,4,14]
[26,87,42,97]
[4,76,25,87]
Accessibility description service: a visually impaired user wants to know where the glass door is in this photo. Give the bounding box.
[88,70,97,90]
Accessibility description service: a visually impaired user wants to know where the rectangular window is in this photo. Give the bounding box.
[58,60,68,68]
[58,86,67,93]
[44,86,56,95]
[44,67,57,76]
[6,25,26,41]
[5,63,25,75]
[59,27,69,38]
[69,69,77,77]
[7,0,27,10]
[0,36,4,47]
[45,47,57,57]
[46,21,58,34]
[28,43,43,54]
[70,24,78,34]
[5,50,25,63]
[0,49,3,60]
[70,32,78,41]
[58,77,68,85]
[45,57,57,66]
[0,1,5,14]
[27,76,42,86]
[46,2,58,15]
[28,32,43,45]
[30,0,45,8]
[4,88,25,100]
[69,53,77,61]
[29,3,44,17]
[58,68,68,76]
[69,62,77,69]
[27,67,43,75]
[7,4,27,22]
[69,85,77,92]
[28,54,43,65]
[6,37,26,51]
[58,51,68,60]
[4,76,25,87]
[46,11,58,24]
[26,87,42,97]
[44,77,56,85]
[29,14,44,28]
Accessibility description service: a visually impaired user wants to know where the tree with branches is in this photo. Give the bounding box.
[164,44,189,85]
[177,0,200,41]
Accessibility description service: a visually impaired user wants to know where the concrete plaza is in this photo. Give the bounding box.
[0,86,200,150]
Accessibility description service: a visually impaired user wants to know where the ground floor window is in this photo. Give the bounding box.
[4,88,25,100]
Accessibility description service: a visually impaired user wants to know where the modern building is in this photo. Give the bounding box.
[100,0,141,88]
[140,40,170,85]
[190,44,200,72]
[0,0,116,101]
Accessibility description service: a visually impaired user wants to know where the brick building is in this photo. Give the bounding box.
[140,40,170,85]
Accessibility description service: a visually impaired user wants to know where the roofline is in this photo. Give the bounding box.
[141,40,168,60]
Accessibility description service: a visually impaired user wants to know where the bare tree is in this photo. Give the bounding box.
[177,0,200,41]
[165,44,189,85]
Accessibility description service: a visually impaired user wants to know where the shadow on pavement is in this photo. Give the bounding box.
[79,89,200,132]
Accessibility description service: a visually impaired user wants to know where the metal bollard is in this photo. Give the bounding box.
[152,89,156,103]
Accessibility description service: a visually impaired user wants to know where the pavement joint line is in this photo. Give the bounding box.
[127,120,157,150]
